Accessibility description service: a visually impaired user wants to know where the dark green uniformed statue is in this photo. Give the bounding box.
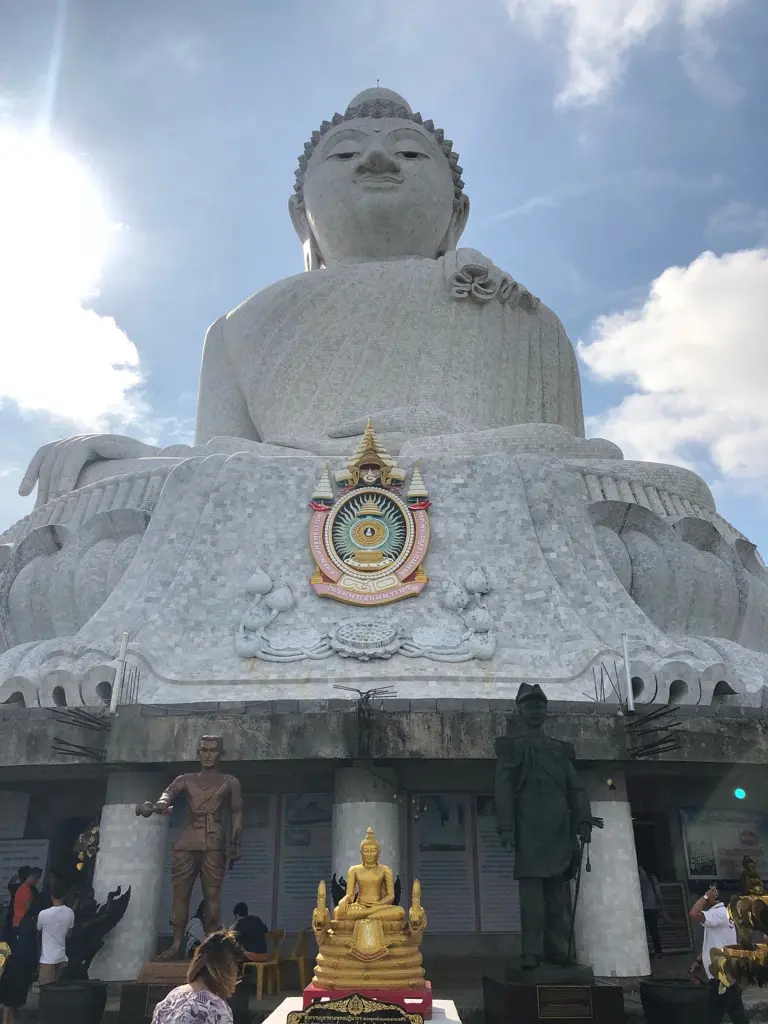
[494,683,593,969]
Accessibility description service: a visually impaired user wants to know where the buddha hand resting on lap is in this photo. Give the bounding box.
[334,827,405,922]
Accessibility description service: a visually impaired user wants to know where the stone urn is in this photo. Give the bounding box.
[639,978,709,1024]
[38,979,108,1024]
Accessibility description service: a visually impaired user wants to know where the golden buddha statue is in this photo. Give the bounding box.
[335,827,405,922]
[310,827,428,992]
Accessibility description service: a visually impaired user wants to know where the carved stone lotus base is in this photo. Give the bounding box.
[4,450,767,709]
[303,981,433,1019]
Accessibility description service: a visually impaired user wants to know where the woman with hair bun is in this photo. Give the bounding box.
[151,930,242,1024]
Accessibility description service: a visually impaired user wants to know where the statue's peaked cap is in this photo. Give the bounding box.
[293,86,465,203]
[516,682,548,705]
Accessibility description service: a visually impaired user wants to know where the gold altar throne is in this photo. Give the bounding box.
[310,827,428,990]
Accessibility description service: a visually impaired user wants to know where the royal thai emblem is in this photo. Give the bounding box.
[308,422,430,606]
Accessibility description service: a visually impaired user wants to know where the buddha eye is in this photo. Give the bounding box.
[398,151,428,160]
[331,151,357,161]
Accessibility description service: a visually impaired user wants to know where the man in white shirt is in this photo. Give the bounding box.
[36,882,74,985]
[690,885,748,1024]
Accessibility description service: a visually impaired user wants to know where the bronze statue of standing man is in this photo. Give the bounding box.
[495,684,593,970]
[136,735,243,960]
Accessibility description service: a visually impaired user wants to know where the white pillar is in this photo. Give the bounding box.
[90,773,168,981]
[332,765,400,894]
[573,771,650,978]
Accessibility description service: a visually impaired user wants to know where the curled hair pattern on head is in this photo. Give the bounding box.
[360,826,381,856]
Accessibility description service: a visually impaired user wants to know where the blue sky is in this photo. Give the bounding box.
[0,0,766,552]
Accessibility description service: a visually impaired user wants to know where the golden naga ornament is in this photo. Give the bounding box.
[310,827,428,991]
[308,422,430,606]
[709,856,768,991]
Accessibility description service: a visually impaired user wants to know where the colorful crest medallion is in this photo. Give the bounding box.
[309,423,430,606]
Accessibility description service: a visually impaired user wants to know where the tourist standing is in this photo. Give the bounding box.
[690,885,748,1024]
[0,894,43,1024]
[151,931,240,1024]
[1,869,24,944]
[41,872,65,912]
[10,868,41,940]
[36,882,74,985]
[232,903,268,963]
[639,863,666,960]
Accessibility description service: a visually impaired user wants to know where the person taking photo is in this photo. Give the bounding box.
[690,885,748,1024]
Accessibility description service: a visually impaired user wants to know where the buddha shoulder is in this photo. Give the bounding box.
[449,247,567,332]
[214,252,568,350]
[222,270,310,333]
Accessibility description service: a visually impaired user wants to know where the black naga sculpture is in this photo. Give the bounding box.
[62,884,132,980]
[60,823,132,979]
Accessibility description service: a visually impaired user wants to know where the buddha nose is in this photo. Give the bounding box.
[357,143,400,175]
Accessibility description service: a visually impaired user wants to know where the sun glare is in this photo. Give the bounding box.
[0,125,114,307]
[0,124,141,428]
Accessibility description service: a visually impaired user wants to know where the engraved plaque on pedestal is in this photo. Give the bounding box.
[537,986,593,1019]
[483,977,624,1024]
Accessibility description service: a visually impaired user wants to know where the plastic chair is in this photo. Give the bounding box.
[243,928,285,1001]
[280,928,310,990]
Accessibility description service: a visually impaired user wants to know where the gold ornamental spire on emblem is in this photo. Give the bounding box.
[335,420,404,489]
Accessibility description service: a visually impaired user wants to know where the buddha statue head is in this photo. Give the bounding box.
[360,826,382,867]
[289,87,470,269]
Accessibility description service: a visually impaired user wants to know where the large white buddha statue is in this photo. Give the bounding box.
[3,87,768,710]
[18,87,614,509]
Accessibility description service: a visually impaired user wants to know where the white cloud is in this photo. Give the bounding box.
[0,123,145,430]
[579,249,768,495]
[504,0,741,105]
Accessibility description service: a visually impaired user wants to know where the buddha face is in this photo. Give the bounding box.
[298,117,468,263]
[361,840,380,867]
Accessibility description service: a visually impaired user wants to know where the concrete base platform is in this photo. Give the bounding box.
[13,957,768,1023]
[503,961,595,985]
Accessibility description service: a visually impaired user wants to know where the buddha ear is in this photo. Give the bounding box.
[289,194,324,271]
[438,194,470,256]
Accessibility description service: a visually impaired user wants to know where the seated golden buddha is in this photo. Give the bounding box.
[311,828,428,990]
[335,826,405,922]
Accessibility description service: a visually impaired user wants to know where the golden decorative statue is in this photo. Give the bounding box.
[311,828,427,991]
[335,826,405,922]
